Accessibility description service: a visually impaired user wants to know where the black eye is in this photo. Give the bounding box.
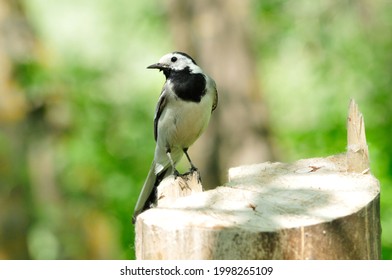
[171,56,177,62]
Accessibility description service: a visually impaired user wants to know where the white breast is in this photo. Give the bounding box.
[158,91,213,148]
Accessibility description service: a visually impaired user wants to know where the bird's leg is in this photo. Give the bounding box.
[166,148,180,178]
[183,148,202,183]
[183,148,197,172]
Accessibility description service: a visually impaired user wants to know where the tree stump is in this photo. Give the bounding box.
[134,100,381,259]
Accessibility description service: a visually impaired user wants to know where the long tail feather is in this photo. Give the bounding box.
[132,163,172,223]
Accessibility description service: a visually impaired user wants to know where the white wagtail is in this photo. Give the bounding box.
[133,51,218,223]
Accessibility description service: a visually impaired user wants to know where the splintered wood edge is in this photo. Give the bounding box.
[347,99,370,173]
[156,171,203,208]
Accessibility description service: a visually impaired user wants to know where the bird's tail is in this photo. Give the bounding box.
[132,163,172,223]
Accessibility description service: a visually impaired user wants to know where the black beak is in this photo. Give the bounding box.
[147,63,168,70]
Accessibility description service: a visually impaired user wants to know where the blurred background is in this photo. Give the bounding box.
[0,0,391,259]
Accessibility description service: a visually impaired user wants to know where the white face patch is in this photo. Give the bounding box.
[158,52,202,73]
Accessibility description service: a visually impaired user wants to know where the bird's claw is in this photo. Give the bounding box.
[190,165,198,173]
[182,167,202,184]
[173,169,180,179]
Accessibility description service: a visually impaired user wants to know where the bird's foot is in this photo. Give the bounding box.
[173,169,180,179]
[190,165,198,173]
[183,167,202,184]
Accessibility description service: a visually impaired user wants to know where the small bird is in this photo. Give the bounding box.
[133,51,218,223]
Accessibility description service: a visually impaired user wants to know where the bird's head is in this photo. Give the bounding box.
[147,52,202,77]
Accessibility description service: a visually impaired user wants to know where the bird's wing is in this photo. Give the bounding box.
[154,86,168,142]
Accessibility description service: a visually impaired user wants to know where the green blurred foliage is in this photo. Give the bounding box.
[1,0,391,259]
[2,0,172,259]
